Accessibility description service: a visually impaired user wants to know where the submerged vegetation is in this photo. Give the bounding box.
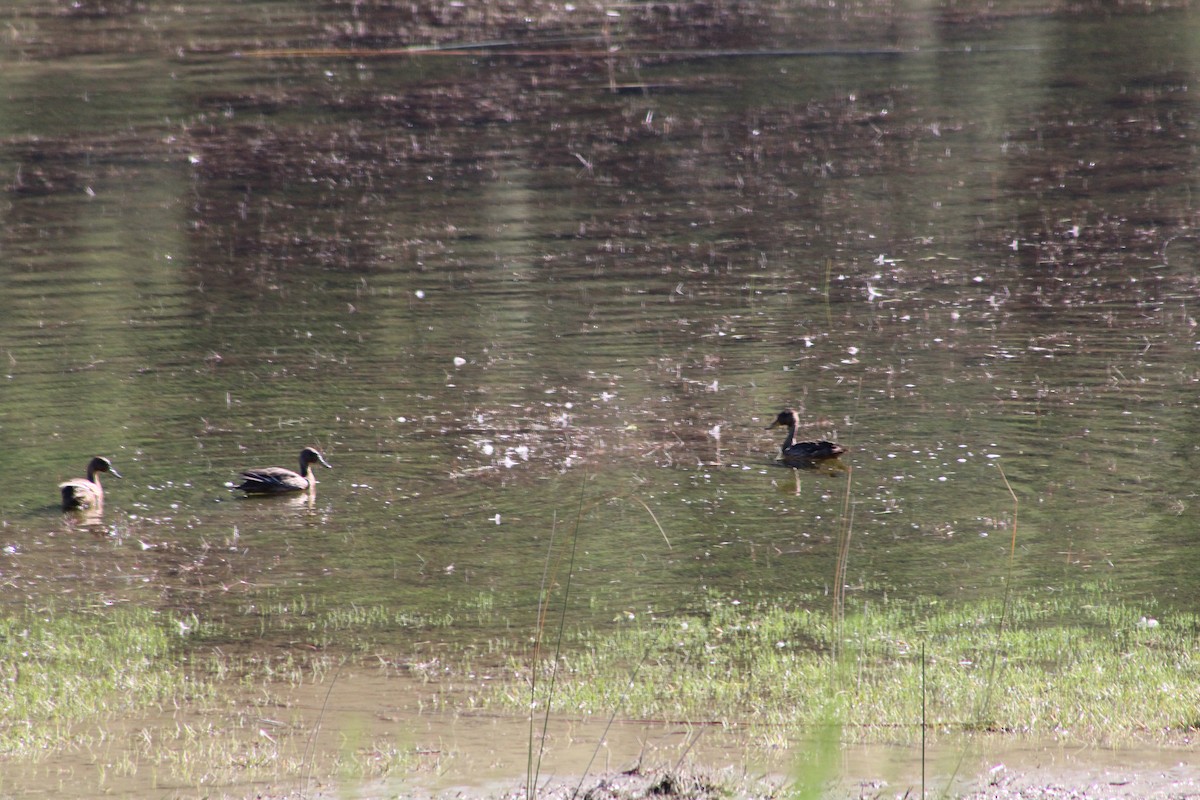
[0,602,416,789]
[0,604,205,757]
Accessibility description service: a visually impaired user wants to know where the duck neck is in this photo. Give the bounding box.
[781,422,797,452]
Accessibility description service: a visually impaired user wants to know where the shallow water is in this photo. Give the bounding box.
[3,1,1200,795]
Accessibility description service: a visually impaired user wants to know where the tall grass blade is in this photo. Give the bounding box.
[529,480,588,799]
[300,662,342,800]
[789,717,843,800]
[979,462,1019,716]
[831,465,854,655]
[527,510,559,800]
[570,624,672,800]
[939,461,1019,797]
[921,642,927,800]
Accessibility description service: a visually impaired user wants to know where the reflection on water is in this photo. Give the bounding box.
[2,0,1200,795]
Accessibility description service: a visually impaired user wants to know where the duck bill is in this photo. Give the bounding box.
[110,469,123,479]
[765,421,782,430]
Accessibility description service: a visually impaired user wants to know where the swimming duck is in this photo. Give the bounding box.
[767,409,845,465]
[234,447,331,494]
[60,456,121,511]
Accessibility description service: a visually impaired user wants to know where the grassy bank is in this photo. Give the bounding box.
[2,581,1197,795]
[505,582,1200,745]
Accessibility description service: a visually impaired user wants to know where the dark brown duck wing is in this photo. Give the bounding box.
[782,440,846,464]
[235,467,309,494]
[60,479,102,510]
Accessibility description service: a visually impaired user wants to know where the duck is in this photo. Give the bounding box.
[767,409,845,465]
[60,456,121,511]
[234,446,332,494]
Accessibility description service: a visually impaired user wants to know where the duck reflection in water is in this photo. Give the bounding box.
[232,447,332,495]
[60,456,121,513]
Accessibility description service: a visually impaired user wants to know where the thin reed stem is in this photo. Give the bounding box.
[526,511,559,800]
[980,463,1019,711]
[921,642,927,800]
[831,465,854,655]
[300,662,342,800]
[941,462,1019,798]
[529,480,588,799]
[570,622,673,800]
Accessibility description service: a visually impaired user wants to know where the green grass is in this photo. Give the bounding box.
[499,582,1200,745]
[4,581,1197,796]
[239,590,457,649]
[0,603,209,757]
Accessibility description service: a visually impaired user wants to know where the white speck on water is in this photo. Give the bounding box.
[414,289,426,299]
[453,356,466,367]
